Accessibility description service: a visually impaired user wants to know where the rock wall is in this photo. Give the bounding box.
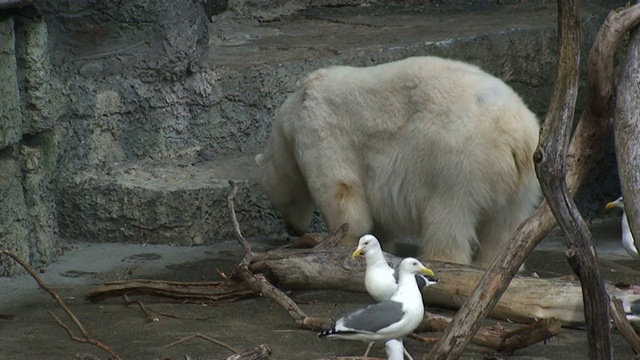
[0,0,628,275]
[0,8,65,276]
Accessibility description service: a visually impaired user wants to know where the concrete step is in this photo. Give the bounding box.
[56,155,324,244]
[56,2,621,244]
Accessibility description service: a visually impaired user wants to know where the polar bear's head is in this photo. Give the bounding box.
[254,152,313,236]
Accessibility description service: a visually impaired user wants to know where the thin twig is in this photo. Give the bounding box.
[226,181,333,331]
[147,308,218,321]
[49,311,87,342]
[0,250,123,360]
[216,268,230,280]
[227,180,253,268]
[165,332,240,354]
[123,294,157,323]
[121,292,220,321]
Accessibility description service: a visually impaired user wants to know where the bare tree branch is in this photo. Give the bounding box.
[1,250,123,360]
[426,2,640,359]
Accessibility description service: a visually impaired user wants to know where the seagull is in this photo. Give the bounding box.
[606,197,640,259]
[352,234,438,359]
[352,234,438,302]
[318,257,434,360]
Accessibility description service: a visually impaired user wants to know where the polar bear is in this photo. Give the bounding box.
[255,56,541,268]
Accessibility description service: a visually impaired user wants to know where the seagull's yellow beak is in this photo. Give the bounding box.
[422,267,435,277]
[605,201,617,210]
[352,248,363,259]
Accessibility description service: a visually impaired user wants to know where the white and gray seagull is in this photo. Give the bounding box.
[352,234,438,302]
[351,234,438,358]
[606,197,640,259]
[318,257,434,360]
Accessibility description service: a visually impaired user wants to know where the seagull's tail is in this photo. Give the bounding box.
[318,328,357,338]
[317,328,337,338]
[416,274,439,290]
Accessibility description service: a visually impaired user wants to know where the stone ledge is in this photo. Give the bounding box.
[56,155,302,245]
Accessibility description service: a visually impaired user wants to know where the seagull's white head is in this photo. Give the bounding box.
[352,234,382,259]
[606,196,624,210]
[398,257,435,278]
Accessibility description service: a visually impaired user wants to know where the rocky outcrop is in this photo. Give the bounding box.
[0,10,65,276]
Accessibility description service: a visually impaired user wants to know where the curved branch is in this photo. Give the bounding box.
[426,2,640,359]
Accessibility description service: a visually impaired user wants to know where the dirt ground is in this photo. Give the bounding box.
[2,219,640,360]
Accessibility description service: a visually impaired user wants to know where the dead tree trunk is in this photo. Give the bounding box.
[534,0,612,356]
[614,6,640,261]
[427,2,640,359]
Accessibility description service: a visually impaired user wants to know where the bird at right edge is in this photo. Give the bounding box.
[606,197,640,259]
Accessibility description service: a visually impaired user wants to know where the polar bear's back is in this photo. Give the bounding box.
[273,56,539,235]
[291,56,537,140]
[286,56,538,170]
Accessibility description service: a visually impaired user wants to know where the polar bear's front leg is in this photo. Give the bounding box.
[418,198,477,265]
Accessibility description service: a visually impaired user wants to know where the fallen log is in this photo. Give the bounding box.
[88,246,640,328]
[257,246,640,327]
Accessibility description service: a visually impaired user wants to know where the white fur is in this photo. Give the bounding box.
[256,56,541,267]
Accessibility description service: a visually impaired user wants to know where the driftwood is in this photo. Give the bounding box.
[427,2,640,359]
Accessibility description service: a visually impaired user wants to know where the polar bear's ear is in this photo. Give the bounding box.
[255,153,265,167]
